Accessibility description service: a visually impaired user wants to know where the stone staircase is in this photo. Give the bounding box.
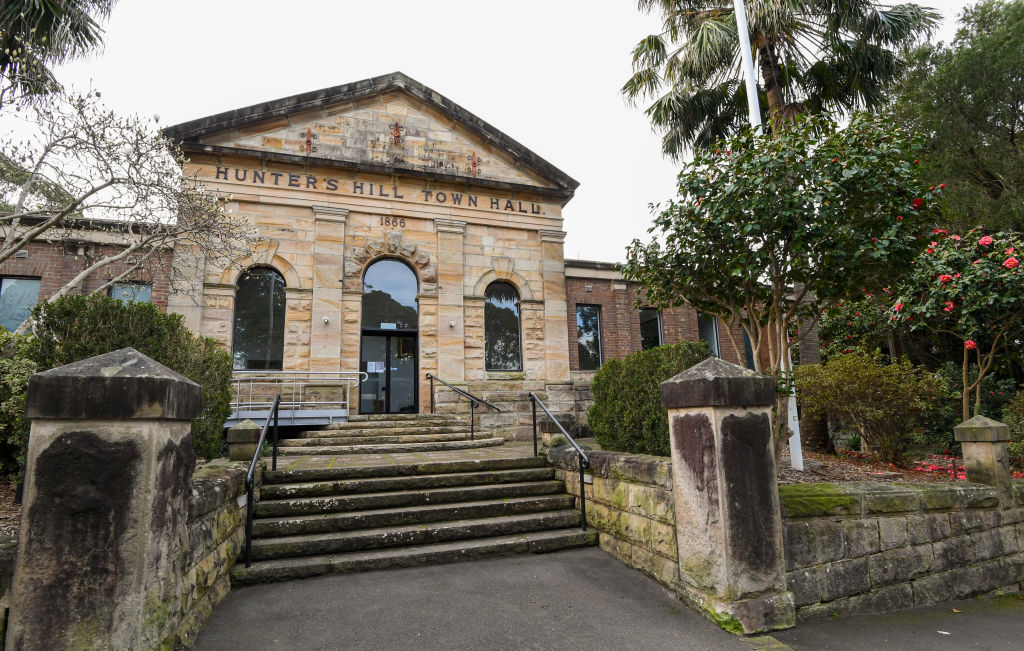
[276,414,505,455]
[231,455,597,584]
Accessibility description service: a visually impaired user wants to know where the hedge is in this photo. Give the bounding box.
[587,341,709,456]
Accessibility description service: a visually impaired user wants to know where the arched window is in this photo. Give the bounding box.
[485,281,522,371]
[361,259,419,330]
[232,267,286,370]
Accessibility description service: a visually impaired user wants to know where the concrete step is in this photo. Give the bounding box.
[260,467,556,499]
[295,424,471,438]
[254,480,566,517]
[263,456,546,485]
[250,510,582,561]
[279,431,472,447]
[231,529,598,584]
[347,414,464,423]
[275,437,505,456]
[252,495,577,538]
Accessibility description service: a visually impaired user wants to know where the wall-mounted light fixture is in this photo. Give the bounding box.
[449,320,456,328]
[322,316,330,325]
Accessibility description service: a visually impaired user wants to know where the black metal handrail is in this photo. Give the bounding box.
[426,373,501,440]
[528,392,589,532]
[244,393,280,568]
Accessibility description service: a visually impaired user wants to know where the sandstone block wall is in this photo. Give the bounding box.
[547,447,679,588]
[174,459,255,647]
[779,481,1024,620]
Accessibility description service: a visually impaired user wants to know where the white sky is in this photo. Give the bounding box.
[54,0,973,263]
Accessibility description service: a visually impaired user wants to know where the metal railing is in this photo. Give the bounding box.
[231,371,365,424]
[244,394,280,569]
[529,392,589,532]
[426,373,501,440]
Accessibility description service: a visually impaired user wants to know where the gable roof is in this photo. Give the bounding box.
[163,71,579,201]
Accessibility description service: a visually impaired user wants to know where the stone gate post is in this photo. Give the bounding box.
[7,348,201,649]
[660,357,795,634]
[954,415,1014,507]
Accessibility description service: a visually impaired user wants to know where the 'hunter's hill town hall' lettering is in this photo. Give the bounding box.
[211,166,544,214]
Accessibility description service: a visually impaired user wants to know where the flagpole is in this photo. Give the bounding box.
[734,0,803,469]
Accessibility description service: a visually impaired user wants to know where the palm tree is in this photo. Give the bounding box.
[623,0,939,156]
[0,0,116,105]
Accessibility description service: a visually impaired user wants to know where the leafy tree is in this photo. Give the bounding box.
[622,113,942,451]
[0,0,116,105]
[891,228,1024,421]
[889,0,1024,233]
[623,0,938,155]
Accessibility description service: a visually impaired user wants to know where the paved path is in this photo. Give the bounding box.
[195,547,748,651]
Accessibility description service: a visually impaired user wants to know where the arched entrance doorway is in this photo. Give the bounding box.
[359,259,419,414]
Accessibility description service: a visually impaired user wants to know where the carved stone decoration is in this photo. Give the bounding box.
[346,230,436,292]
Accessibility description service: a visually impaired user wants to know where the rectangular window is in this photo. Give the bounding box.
[109,282,152,304]
[697,313,720,357]
[743,330,756,370]
[639,308,662,350]
[576,304,603,371]
[0,277,41,332]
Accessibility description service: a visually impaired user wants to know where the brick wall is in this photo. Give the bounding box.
[0,239,172,309]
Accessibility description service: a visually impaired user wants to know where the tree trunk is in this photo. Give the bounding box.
[756,41,785,136]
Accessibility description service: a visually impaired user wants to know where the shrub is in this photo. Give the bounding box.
[795,351,951,465]
[30,294,232,462]
[0,332,38,478]
[587,342,709,456]
[1004,391,1024,468]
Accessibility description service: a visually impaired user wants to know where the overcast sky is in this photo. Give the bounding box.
[54,0,974,262]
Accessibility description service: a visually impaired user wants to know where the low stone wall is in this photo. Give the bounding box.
[780,480,1024,620]
[174,459,254,646]
[547,447,678,588]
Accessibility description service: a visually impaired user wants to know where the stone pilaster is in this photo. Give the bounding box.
[8,348,201,649]
[539,229,569,383]
[166,243,206,332]
[954,415,1013,507]
[200,282,237,350]
[310,206,348,371]
[283,286,313,370]
[660,357,795,634]
[436,218,467,383]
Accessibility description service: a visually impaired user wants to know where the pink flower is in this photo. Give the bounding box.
[939,274,952,283]
[965,340,977,350]
[954,273,961,278]
[979,236,994,246]
[939,183,946,189]
[944,301,954,312]
[1007,247,1015,254]
[894,302,904,312]
[951,235,961,241]
[1004,257,1020,269]
[930,241,938,247]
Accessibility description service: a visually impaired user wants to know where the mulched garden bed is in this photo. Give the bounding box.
[0,480,20,538]
[778,449,965,485]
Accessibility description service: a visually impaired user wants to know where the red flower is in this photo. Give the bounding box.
[939,274,952,283]
[965,340,977,350]
[953,273,961,278]
[894,302,904,312]
[930,186,935,191]
[939,183,946,189]
[832,158,838,162]
[951,235,961,241]
[927,248,935,254]
[896,215,903,221]
[944,301,954,312]
[930,241,938,247]
[871,238,878,243]
[979,235,994,246]
[912,198,924,210]
[1004,257,1020,269]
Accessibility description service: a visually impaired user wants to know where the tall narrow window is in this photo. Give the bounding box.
[232,267,286,370]
[485,281,522,371]
[743,330,757,370]
[576,304,603,370]
[0,277,40,332]
[698,313,720,357]
[639,308,662,350]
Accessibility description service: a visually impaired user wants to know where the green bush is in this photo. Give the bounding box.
[587,342,709,456]
[30,294,232,462]
[1003,391,1024,468]
[795,351,951,465]
[0,331,38,478]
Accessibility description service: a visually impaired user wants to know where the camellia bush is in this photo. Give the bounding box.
[794,351,951,464]
[587,341,709,457]
[30,294,233,462]
[0,331,37,478]
[892,229,1024,420]
[622,112,942,453]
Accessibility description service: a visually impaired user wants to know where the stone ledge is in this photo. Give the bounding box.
[779,481,1006,520]
[189,460,248,522]
[548,447,672,490]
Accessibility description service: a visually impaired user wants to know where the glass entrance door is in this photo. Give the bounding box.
[359,334,417,414]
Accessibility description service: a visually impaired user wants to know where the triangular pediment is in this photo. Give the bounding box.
[164,72,577,198]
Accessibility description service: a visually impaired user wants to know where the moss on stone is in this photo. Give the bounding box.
[707,608,744,635]
[778,483,859,518]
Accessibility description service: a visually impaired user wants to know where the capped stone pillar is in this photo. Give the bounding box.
[954,415,1013,507]
[660,357,795,634]
[7,348,200,649]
